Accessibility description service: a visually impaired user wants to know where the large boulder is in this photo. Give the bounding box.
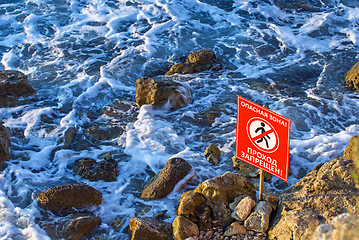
[135,78,192,110]
[72,158,118,182]
[345,61,359,92]
[176,171,256,231]
[268,157,359,240]
[141,158,193,201]
[37,184,102,213]
[129,217,173,240]
[0,123,10,163]
[0,70,35,107]
[165,49,222,75]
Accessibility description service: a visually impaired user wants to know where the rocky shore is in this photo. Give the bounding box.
[1,48,359,239]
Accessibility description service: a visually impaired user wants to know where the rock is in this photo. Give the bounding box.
[60,214,101,240]
[72,158,118,182]
[135,77,192,110]
[204,144,221,165]
[141,158,193,201]
[231,156,272,181]
[177,190,212,230]
[224,222,248,236]
[268,157,359,240]
[173,216,199,240]
[0,70,35,107]
[244,201,272,233]
[231,196,256,221]
[273,0,333,12]
[165,49,222,75]
[194,171,256,227]
[263,193,279,211]
[0,123,10,164]
[342,135,359,161]
[37,184,102,213]
[312,213,359,240]
[129,217,173,240]
[346,62,359,92]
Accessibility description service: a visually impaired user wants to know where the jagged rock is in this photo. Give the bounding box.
[345,61,359,92]
[177,190,212,230]
[343,135,359,160]
[312,213,359,240]
[165,49,222,75]
[195,171,256,227]
[204,144,221,165]
[135,77,192,110]
[173,216,199,240]
[0,123,10,164]
[244,201,272,233]
[72,158,118,182]
[37,184,102,213]
[224,222,248,236]
[0,70,35,107]
[60,214,101,240]
[141,158,193,201]
[268,157,359,240]
[231,196,256,221]
[129,217,173,240]
[231,156,272,181]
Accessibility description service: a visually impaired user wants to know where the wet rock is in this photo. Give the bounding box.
[37,184,102,213]
[165,49,222,75]
[312,213,359,240]
[0,70,35,107]
[231,156,272,181]
[173,216,199,240]
[60,214,101,240]
[244,201,272,233]
[204,144,221,165]
[268,157,359,240]
[194,171,256,227]
[224,222,248,236]
[0,123,10,164]
[141,158,193,201]
[345,61,359,92]
[129,217,173,240]
[231,196,256,222]
[135,77,192,110]
[72,158,118,182]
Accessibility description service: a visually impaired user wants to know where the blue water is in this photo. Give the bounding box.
[0,0,359,239]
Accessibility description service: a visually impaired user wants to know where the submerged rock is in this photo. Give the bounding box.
[129,217,173,240]
[268,157,359,240]
[0,70,35,107]
[72,157,118,182]
[135,77,192,110]
[165,49,222,75]
[37,184,102,213]
[0,123,10,164]
[345,61,359,92]
[141,158,193,201]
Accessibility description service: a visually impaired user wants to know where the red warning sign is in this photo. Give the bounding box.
[235,96,291,181]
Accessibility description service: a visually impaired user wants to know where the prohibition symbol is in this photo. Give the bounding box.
[247,117,279,153]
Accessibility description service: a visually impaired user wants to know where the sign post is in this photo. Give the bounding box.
[236,96,291,199]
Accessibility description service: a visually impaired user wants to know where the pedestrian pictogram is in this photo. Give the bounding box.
[236,96,291,182]
[247,118,278,153]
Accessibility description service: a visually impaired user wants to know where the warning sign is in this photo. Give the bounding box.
[236,96,291,181]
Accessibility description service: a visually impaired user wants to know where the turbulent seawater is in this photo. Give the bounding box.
[0,0,359,239]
